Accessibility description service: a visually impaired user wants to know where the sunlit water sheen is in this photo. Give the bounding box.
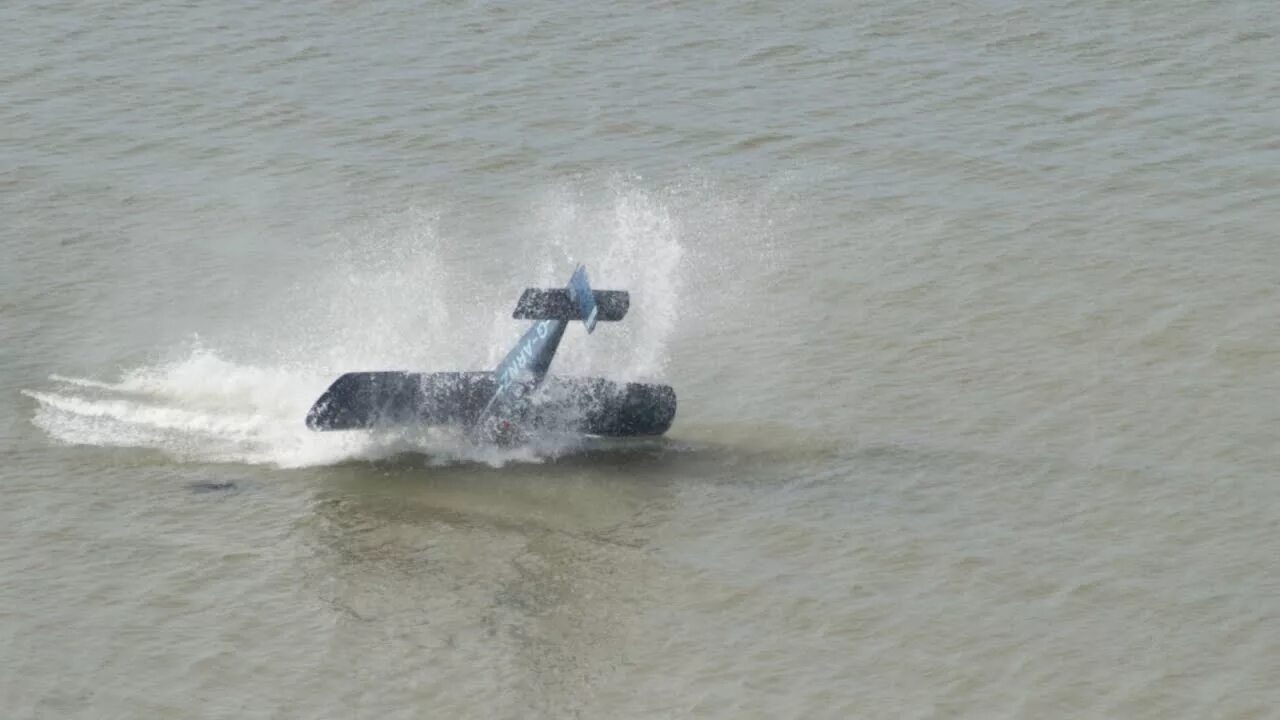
[3,1,1278,718]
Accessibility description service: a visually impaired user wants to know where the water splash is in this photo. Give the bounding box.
[26,176,776,468]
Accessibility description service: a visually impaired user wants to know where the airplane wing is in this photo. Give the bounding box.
[305,371,675,437]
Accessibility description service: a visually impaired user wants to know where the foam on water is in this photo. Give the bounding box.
[26,177,770,468]
[28,346,381,468]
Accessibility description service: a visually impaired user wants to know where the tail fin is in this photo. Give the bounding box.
[568,265,599,333]
[512,267,628,328]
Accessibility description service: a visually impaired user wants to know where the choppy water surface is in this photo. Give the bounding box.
[3,1,1278,717]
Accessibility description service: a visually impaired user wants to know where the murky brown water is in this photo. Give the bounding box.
[4,1,1278,717]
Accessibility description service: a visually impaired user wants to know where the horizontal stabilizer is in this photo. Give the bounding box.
[512,289,629,322]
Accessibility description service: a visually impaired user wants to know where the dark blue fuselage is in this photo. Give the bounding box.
[478,318,567,423]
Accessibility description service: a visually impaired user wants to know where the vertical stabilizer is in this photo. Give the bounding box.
[567,265,599,333]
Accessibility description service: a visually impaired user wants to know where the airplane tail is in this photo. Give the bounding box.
[511,266,628,332]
